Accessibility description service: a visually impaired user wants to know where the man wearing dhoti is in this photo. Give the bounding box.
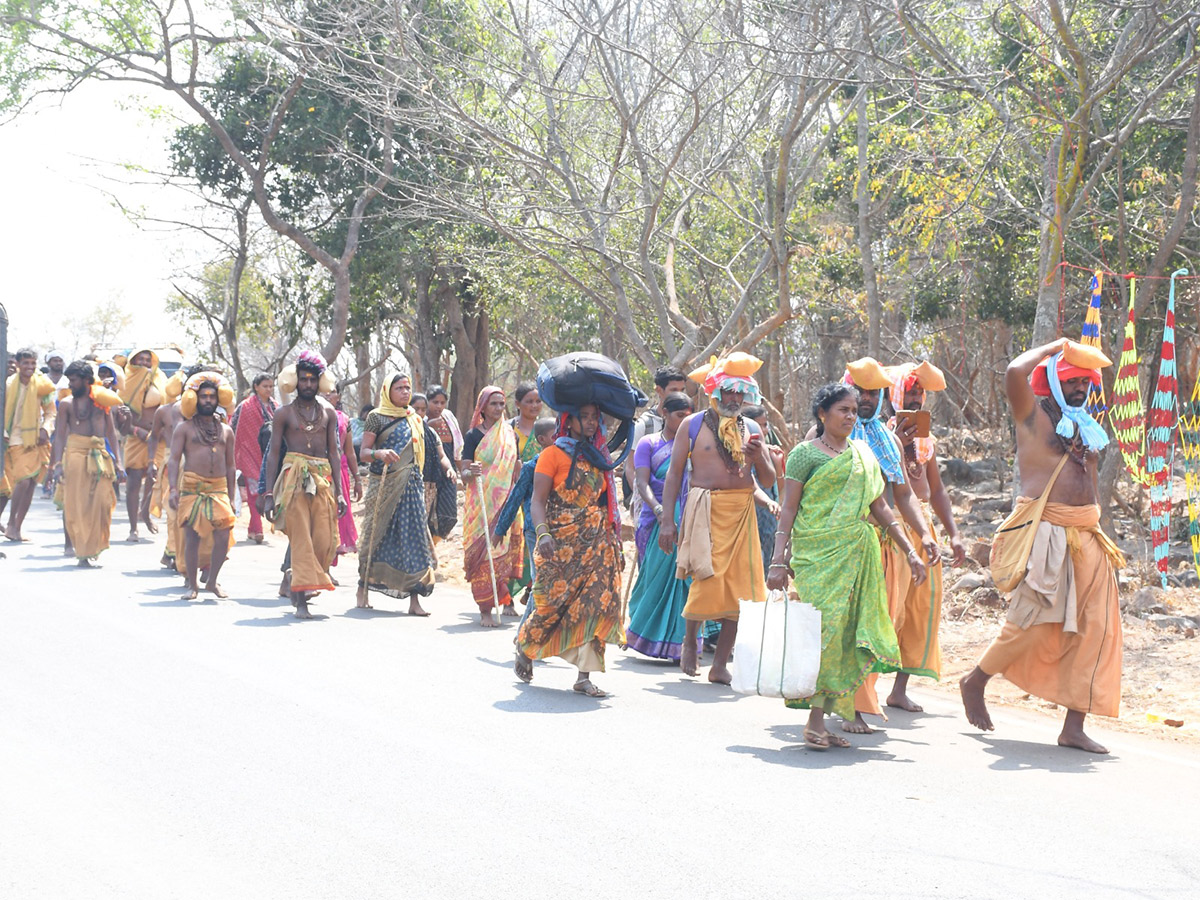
[49,361,122,566]
[960,339,1124,754]
[659,353,776,684]
[120,348,167,541]
[168,373,237,600]
[262,351,346,619]
[880,361,966,714]
[2,348,57,541]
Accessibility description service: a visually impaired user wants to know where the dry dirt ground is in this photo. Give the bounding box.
[326,468,1200,748]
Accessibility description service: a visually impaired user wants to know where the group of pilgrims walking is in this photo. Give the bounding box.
[3,335,1124,753]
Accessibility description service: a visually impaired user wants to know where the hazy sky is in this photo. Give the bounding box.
[0,83,204,359]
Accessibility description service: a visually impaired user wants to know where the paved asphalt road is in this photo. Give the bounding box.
[1,498,1197,899]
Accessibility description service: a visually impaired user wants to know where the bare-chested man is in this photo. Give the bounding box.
[168,375,237,600]
[49,361,122,567]
[881,361,967,714]
[2,348,57,541]
[148,366,206,571]
[262,351,346,620]
[120,348,167,542]
[659,354,775,684]
[960,338,1123,753]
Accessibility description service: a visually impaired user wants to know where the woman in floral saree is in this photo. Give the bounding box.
[767,383,926,750]
[461,386,524,627]
[514,404,625,697]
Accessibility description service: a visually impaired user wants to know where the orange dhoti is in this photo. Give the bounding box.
[177,472,236,561]
[273,452,337,593]
[62,434,117,560]
[677,487,764,622]
[4,444,47,493]
[124,433,151,470]
[978,502,1123,717]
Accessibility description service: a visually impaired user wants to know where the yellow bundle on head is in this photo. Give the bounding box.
[164,371,185,403]
[843,356,892,390]
[716,351,762,377]
[1063,340,1112,370]
[181,371,234,419]
[91,386,124,409]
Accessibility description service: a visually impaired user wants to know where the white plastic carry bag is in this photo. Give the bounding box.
[731,590,821,699]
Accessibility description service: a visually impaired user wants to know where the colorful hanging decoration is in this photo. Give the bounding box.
[1177,372,1200,581]
[1081,271,1108,422]
[1110,277,1157,487]
[1146,269,1186,586]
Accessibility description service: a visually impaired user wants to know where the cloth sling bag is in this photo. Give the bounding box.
[991,453,1070,592]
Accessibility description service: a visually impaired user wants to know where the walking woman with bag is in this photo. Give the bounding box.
[767,383,926,750]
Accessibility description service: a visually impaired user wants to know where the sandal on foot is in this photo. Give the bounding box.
[803,728,830,750]
[826,733,851,749]
[514,654,533,684]
[573,679,607,698]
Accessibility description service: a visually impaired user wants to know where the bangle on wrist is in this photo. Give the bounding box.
[768,563,788,570]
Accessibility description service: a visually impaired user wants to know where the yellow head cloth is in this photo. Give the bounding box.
[374,373,424,471]
[180,372,235,420]
[120,348,166,413]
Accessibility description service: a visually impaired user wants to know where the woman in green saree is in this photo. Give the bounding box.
[767,383,927,750]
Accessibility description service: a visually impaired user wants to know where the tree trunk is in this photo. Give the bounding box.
[354,338,372,415]
[856,82,882,358]
[414,265,440,390]
[442,269,490,428]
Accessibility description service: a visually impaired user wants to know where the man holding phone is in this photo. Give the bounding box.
[884,361,966,714]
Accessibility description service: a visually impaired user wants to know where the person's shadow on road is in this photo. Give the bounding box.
[968,734,1115,772]
[494,683,611,714]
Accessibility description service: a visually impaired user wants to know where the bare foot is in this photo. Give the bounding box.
[251,533,264,544]
[279,569,291,598]
[408,597,430,616]
[355,585,373,609]
[293,595,313,619]
[77,558,94,568]
[4,524,24,542]
[204,582,228,599]
[1058,730,1109,754]
[841,714,875,734]
[959,668,994,731]
[160,553,173,569]
[126,530,140,543]
[181,588,199,600]
[707,666,732,685]
[501,604,518,617]
[480,609,499,628]
[886,692,924,713]
[142,512,158,535]
[64,545,75,557]
[680,642,699,677]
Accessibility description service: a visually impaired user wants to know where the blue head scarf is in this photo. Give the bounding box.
[1045,352,1109,452]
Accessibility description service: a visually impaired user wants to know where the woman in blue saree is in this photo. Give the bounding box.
[625,392,696,660]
